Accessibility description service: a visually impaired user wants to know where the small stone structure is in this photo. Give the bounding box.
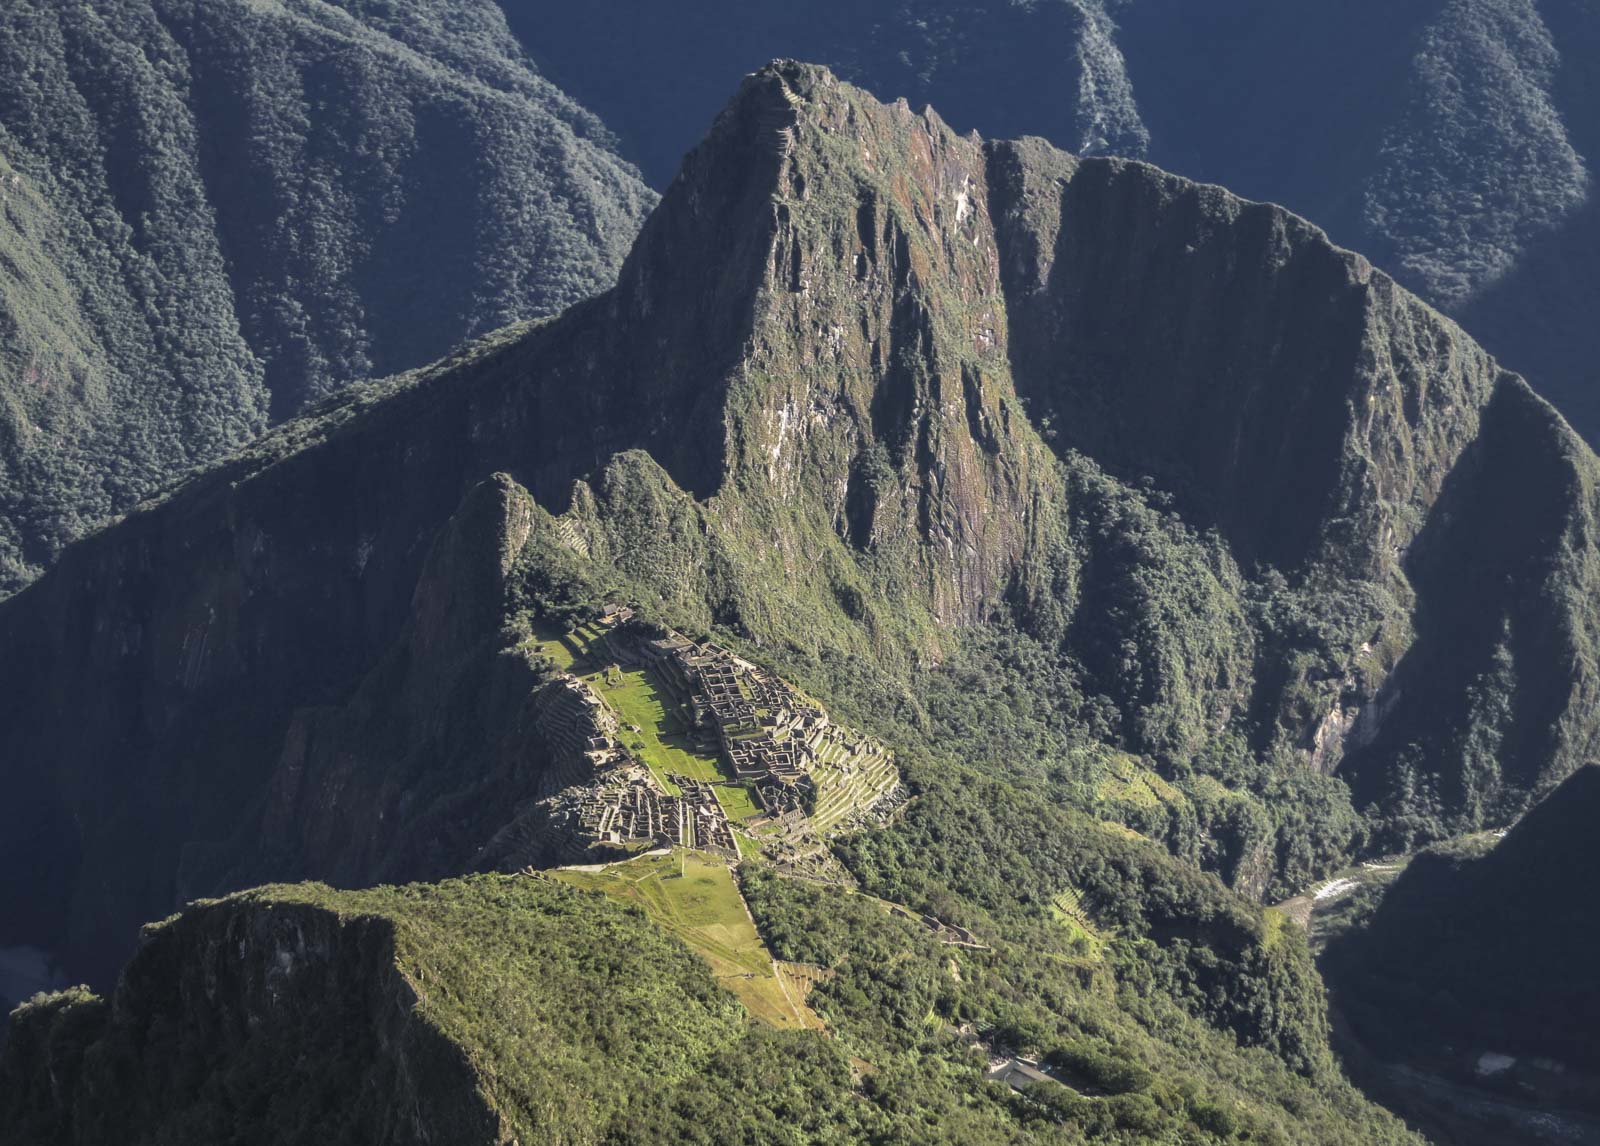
[986,1058,1054,1091]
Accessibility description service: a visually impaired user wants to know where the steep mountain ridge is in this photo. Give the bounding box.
[1339,378,1600,825]
[500,0,1148,189]
[2,61,1597,999]
[0,62,1064,987]
[980,137,1600,829]
[500,0,1600,446]
[987,142,1499,578]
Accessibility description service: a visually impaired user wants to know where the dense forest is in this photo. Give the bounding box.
[0,0,653,593]
[2,45,1598,1146]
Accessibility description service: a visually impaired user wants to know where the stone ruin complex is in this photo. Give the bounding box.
[487,609,903,866]
[635,631,838,817]
[570,772,737,855]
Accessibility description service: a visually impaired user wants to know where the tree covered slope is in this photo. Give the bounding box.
[2,60,1595,1005]
[1,871,1423,1145]
[1325,764,1600,1074]
[0,0,655,593]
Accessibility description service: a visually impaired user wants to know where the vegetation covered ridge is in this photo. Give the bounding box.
[1,59,1597,1144]
[1,864,1424,1145]
[0,0,655,593]
[1323,764,1600,1079]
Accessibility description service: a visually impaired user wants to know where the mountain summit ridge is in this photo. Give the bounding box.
[2,61,1597,993]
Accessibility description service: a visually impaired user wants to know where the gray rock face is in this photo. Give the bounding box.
[500,0,1600,442]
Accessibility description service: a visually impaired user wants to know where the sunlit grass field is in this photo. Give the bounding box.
[552,851,820,1029]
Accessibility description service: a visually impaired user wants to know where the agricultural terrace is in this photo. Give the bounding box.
[1049,887,1103,960]
[527,620,587,671]
[808,734,902,834]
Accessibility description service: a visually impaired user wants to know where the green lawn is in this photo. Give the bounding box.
[713,782,764,823]
[589,667,732,785]
[528,621,588,671]
[551,852,817,1029]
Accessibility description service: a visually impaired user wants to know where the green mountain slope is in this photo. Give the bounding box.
[1,64,1597,1144]
[1326,764,1600,1074]
[0,0,655,594]
[3,60,1596,995]
[1,872,1422,1145]
[3,878,747,1145]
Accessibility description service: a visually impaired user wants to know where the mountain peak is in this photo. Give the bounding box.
[5,62,1600,996]
[557,60,1056,620]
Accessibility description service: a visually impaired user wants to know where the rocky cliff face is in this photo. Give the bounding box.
[503,0,1600,450]
[233,475,551,892]
[3,62,1598,989]
[0,895,502,1145]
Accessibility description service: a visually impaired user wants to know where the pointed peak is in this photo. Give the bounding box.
[730,59,857,118]
[747,58,837,93]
